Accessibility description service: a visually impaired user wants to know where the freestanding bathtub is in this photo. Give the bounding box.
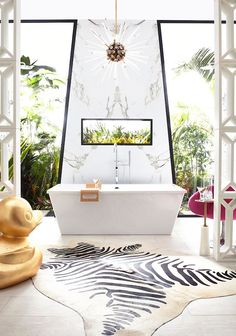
[48,184,185,234]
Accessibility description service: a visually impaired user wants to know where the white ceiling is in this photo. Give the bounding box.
[21,0,214,20]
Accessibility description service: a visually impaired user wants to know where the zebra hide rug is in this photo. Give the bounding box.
[33,242,236,336]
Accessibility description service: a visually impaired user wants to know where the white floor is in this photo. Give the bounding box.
[1,216,236,335]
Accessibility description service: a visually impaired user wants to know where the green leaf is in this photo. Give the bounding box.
[175,47,215,82]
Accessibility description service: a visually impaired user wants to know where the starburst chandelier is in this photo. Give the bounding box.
[86,11,148,81]
[106,0,126,62]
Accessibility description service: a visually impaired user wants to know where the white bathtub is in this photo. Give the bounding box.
[48,184,185,234]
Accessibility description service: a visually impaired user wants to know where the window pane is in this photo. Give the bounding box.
[20,22,74,209]
[161,23,215,214]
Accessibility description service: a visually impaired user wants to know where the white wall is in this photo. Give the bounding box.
[61,20,173,184]
[21,0,214,20]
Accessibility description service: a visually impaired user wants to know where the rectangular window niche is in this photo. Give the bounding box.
[81,118,153,146]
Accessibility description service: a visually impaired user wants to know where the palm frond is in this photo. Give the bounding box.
[175,48,215,82]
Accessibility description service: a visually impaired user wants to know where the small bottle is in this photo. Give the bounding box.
[202,188,208,200]
[205,186,213,200]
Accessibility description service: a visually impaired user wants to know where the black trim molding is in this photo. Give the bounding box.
[58,20,78,183]
[157,22,176,184]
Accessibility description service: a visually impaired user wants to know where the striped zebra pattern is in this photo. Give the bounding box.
[41,243,236,335]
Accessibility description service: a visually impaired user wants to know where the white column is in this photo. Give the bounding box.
[0,0,21,198]
[214,0,236,261]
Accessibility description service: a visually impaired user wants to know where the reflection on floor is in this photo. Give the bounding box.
[0,217,236,336]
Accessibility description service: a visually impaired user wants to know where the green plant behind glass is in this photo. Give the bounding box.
[172,110,213,212]
[83,122,151,144]
[172,47,215,213]
[20,56,65,209]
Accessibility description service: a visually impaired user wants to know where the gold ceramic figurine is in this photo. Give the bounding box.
[0,196,43,289]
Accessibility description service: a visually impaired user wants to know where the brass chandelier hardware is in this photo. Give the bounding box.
[106,0,126,62]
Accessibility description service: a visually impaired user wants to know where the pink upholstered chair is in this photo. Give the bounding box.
[188,185,236,245]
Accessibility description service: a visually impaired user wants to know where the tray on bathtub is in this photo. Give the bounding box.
[85,181,101,189]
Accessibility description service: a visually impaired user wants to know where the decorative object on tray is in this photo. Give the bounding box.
[80,179,101,202]
[85,178,102,189]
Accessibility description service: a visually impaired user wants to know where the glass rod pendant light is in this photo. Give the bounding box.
[106,0,126,62]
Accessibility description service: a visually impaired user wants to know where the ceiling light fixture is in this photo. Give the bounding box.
[106,0,126,62]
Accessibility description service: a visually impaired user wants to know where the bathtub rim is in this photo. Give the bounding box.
[48,183,186,195]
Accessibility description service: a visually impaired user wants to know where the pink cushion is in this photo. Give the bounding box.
[188,185,236,220]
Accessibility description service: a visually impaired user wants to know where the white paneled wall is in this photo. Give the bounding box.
[61,20,173,185]
[214,0,236,261]
[0,0,20,198]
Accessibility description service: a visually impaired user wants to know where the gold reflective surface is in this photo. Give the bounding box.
[0,196,43,289]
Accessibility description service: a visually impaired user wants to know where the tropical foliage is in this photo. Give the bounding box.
[20,56,64,209]
[172,47,215,212]
[175,47,215,83]
[172,110,213,210]
[83,122,151,145]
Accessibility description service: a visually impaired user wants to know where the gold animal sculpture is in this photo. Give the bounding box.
[0,196,43,289]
